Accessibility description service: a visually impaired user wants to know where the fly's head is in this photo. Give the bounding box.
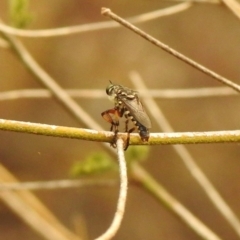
[106,82,118,103]
[106,81,139,104]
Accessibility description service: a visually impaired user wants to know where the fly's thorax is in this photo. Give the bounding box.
[117,87,138,100]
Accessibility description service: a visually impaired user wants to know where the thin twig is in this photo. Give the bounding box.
[0,87,237,101]
[0,3,191,38]
[0,118,110,142]
[2,118,240,145]
[0,179,117,191]
[95,138,127,240]
[129,71,240,237]
[102,8,240,93]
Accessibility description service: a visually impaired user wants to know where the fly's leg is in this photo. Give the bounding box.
[101,107,134,150]
[101,108,120,148]
[124,116,136,150]
[110,120,119,148]
[123,127,135,150]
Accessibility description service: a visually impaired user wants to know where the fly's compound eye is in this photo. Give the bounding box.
[106,84,114,96]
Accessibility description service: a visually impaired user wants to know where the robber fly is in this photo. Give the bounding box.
[101,81,151,150]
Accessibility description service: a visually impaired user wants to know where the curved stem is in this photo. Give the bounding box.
[95,138,128,240]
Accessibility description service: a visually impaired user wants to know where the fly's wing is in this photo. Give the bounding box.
[119,95,152,129]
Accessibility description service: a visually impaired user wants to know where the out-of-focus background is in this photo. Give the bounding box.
[1,0,240,239]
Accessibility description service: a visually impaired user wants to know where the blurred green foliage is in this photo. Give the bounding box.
[9,0,32,28]
[70,152,117,177]
[70,146,150,177]
[126,146,150,164]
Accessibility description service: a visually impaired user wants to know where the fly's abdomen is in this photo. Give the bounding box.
[136,122,150,142]
[124,107,150,142]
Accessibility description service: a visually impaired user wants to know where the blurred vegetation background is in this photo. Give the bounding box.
[0,0,240,239]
